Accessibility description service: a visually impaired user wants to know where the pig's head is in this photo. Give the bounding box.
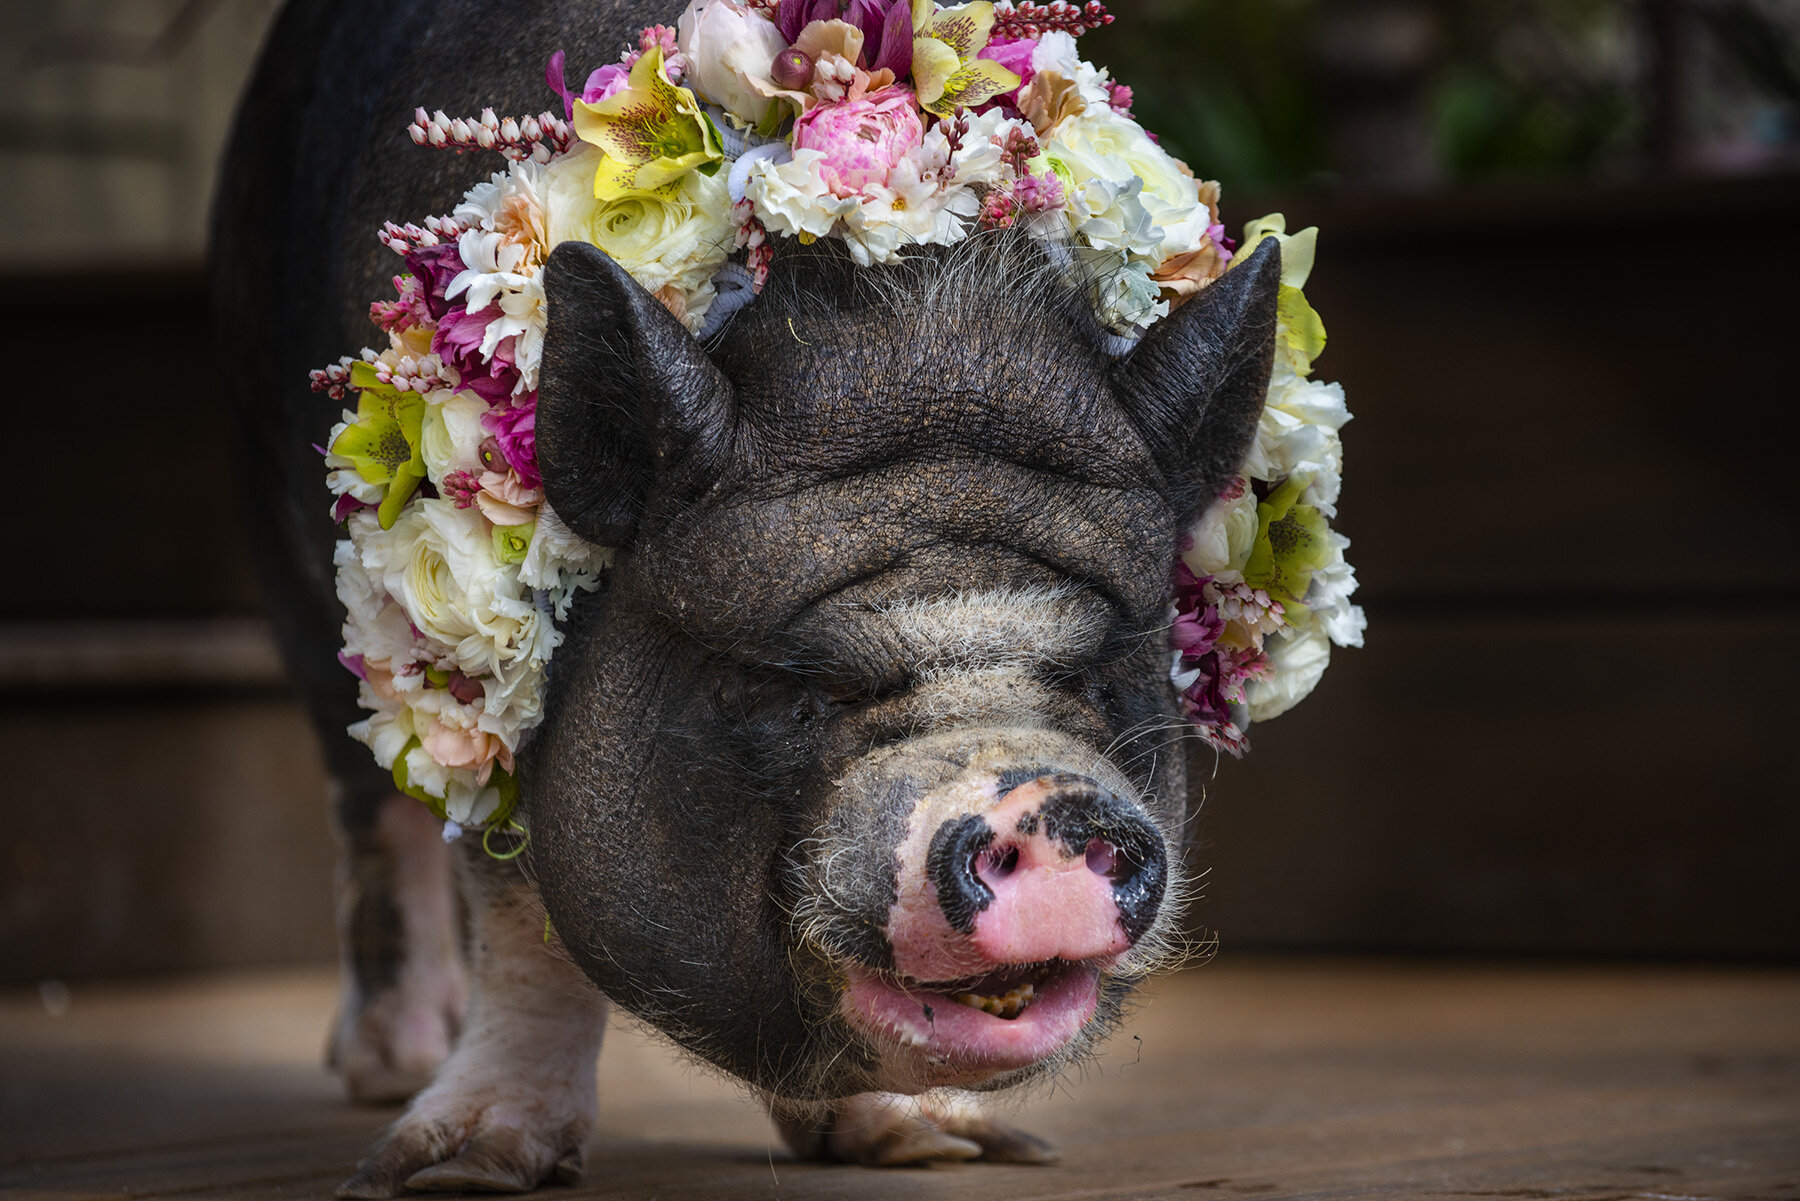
[524,231,1278,1100]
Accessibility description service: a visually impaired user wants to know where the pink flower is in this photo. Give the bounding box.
[481,394,540,488]
[432,304,520,402]
[791,85,923,197]
[978,36,1037,95]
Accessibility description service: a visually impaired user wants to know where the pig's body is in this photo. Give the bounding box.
[215,1,1279,1192]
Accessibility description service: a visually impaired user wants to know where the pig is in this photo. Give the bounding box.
[213,0,1279,1193]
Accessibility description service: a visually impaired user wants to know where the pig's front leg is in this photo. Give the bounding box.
[328,791,467,1104]
[338,853,607,1198]
[770,1090,1059,1167]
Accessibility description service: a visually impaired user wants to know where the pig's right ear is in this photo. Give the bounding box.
[537,240,736,546]
[1108,236,1281,524]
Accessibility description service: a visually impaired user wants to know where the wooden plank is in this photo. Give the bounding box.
[1,962,1794,1200]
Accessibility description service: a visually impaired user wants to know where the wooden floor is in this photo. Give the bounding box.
[2,959,1795,1200]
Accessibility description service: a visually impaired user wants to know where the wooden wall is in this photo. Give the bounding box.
[3,174,1795,982]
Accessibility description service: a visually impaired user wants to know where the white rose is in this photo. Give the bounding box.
[419,391,490,484]
[1182,484,1258,578]
[545,146,735,299]
[678,0,788,125]
[1041,109,1209,259]
[1244,624,1331,723]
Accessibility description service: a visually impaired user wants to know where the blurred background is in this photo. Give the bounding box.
[3,0,1797,985]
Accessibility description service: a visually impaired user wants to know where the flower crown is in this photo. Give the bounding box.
[314,0,1365,837]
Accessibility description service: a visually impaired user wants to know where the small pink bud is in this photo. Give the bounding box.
[770,47,813,91]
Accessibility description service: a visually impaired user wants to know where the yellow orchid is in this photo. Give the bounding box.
[574,48,724,200]
[329,361,427,529]
[909,1,1019,118]
[1233,213,1326,376]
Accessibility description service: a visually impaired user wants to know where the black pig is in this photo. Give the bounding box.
[214,0,1278,1192]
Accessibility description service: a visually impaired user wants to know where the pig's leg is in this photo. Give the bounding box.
[327,787,468,1103]
[338,851,607,1198]
[770,1090,1059,1166]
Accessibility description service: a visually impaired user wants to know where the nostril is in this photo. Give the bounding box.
[975,843,1020,886]
[1084,838,1122,880]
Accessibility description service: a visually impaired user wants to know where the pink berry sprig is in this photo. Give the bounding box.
[407,106,576,163]
[378,214,470,255]
[990,0,1112,39]
[357,347,455,394]
[309,357,356,399]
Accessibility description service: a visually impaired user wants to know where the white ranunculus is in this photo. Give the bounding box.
[546,145,735,304]
[1182,484,1258,579]
[677,0,788,126]
[363,498,540,676]
[1041,109,1209,259]
[1244,624,1331,722]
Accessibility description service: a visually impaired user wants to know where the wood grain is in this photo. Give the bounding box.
[2,961,1795,1200]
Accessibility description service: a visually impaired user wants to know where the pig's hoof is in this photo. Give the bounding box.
[336,1089,591,1197]
[327,972,467,1105]
[780,1092,1058,1167]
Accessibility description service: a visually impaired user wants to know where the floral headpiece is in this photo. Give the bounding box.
[314,0,1365,838]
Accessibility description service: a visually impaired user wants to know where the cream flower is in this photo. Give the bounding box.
[1243,624,1331,723]
[1182,482,1259,580]
[1040,108,1210,259]
[520,501,613,611]
[744,147,860,240]
[546,144,734,325]
[361,498,544,676]
[418,391,490,485]
[677,0,789,125]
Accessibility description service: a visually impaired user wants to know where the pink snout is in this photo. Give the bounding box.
[890,774,1167,983]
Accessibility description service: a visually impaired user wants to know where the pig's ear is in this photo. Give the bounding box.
[1109,235,1281,522]
[537,240,736,546]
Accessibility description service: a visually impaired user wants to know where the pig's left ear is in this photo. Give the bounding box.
[1109,235,1281,523]
[537,240,736,546]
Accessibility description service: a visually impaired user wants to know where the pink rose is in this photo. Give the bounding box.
[791,85,923,197]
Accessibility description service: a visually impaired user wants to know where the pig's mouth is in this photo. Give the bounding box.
[838,959,1101,1084]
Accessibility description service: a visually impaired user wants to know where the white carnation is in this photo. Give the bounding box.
[1244,624,1331,723]
[744,148,858,241]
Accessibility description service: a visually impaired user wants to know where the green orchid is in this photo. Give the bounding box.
[574,48,724,201]
[491,521,535,566]
[910,1,1019,118]
[1242,475,1334,612]
[330,361,427,529]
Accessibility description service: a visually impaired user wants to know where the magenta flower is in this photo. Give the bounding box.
[481,393,541,488]
[403,241,465,322]
[845,0,915,75]
[977,36,1037,94]
[431,304,521,403]
[792,85,923,197]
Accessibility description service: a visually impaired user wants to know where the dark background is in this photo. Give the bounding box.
[4,0,1797,983]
